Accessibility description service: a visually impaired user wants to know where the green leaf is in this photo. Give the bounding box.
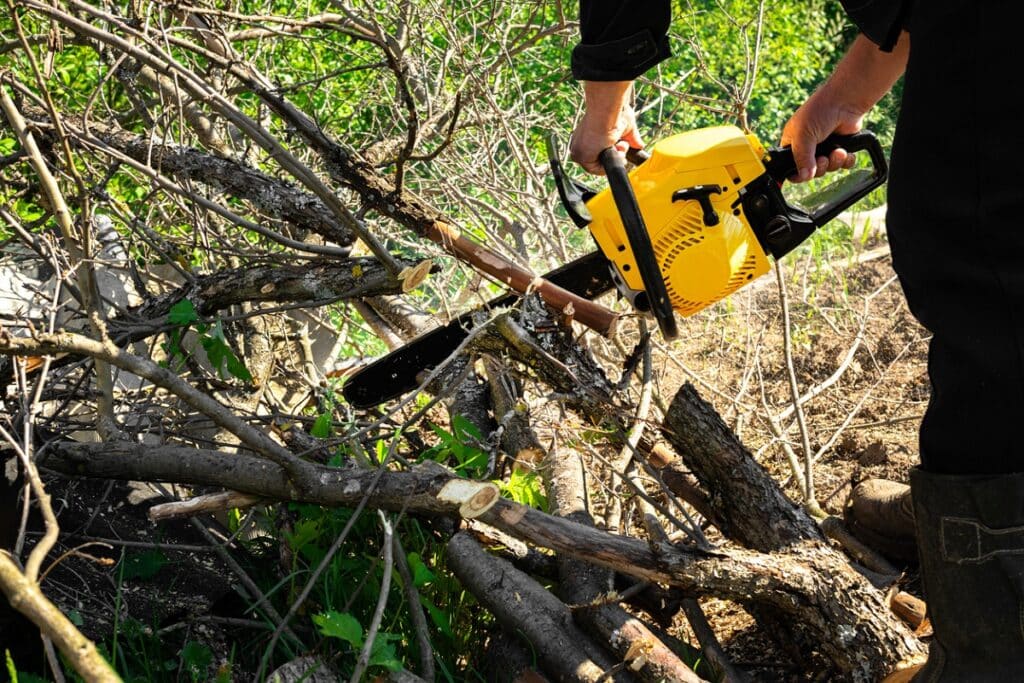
[120,549,166,580]
[421,597,452,638]
[66,608,84,626]
[200,321,252,381]
[498,470,548,511]
[429,423,455,449]
[224,351,253,382]
[167,298,199,326]
[406,552,436,587]
[285,518,322,555]
[310,412,333,438]
[369,633,403,672]
[451,415,483,442]
[313,610,363,647]
[181,641,212,680]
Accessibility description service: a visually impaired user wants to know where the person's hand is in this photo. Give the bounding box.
[780,84,864,183]
[570,81,644,175]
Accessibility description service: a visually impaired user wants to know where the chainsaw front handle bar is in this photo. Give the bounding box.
[598,147,679,341]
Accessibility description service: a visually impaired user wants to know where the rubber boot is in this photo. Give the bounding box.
[909,467,1024,682]
[843,478,917,563]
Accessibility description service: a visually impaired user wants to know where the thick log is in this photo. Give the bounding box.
[131,257,416,322]
[661,382,822,551]
[446,531,631,683]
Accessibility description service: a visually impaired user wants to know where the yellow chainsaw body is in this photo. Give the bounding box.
[586,125,773,317]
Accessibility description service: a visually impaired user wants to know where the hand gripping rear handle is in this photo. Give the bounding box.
[765,130,888,227]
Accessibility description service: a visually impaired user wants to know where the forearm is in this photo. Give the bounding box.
[818,33,909,116]
[582,81,633,128]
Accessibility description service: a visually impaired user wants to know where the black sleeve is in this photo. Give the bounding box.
[840,0,913,51]
[571,1,672,81]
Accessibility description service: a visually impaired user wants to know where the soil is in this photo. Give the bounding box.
[659,240,929,511]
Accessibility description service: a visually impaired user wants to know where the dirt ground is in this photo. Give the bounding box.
[662,240,929,511]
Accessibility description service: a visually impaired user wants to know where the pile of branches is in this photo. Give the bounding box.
[0,2,926,681]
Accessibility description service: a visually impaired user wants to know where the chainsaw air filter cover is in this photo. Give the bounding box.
[586,125,772,317]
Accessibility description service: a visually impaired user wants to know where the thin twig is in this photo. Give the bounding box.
[773,264,824,518]
[392,534,435,682]
[350,511,395,683]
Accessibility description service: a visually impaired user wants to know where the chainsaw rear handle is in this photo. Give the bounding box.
[765,130,888,227]
[598,147,679,341]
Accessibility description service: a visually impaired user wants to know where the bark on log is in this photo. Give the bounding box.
[660,382,926,676]
[661,382,822,551]
[364,295,439,340]
[472,301,619,424]
[446,531,632,683]
[22,106,355,248]
[482,355,544,472]
[443,357,496,442]
[481,629,552,683]
[130,257,416,323]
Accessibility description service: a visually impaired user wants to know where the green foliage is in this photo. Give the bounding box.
[497,469,548,511]
[277,502,487,680]
[161,299,252,382]
[179,642,213,683]
[310,411,334,439]
[422,415,488,478]
[313,611,403,672]
[5,651,48,683]
[659,1,852,136]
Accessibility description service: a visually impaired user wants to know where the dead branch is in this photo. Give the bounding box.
[0,552,119,681]
[0,328,319,492]
[18,105,355,247]
[38,440,925,679]
[545,444,707,683]
[129,257,417,323]
[447,531,632,683]
[148,490,264,522]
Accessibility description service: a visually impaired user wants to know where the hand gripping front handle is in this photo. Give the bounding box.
[598,147,679,341]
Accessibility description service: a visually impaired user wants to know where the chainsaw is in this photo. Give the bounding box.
[341,125,887,408]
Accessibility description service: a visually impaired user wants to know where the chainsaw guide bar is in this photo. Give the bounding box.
[340,251,616,409]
